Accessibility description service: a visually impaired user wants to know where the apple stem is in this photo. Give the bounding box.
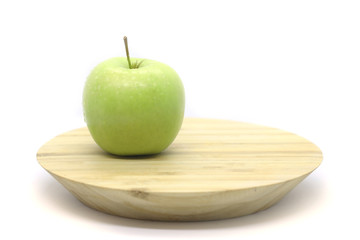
[123,36,132,69]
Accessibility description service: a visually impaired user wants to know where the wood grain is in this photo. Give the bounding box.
[37,118,322,221]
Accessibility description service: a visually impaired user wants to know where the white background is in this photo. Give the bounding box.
[1,0,359,239]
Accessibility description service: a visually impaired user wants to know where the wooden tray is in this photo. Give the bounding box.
[37,118,322,221]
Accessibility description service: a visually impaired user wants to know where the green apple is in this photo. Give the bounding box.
[83,37,185,156]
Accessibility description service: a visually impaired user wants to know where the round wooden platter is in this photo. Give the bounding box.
[37,118,322,222]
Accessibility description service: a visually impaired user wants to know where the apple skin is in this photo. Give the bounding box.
[83,57,185,156]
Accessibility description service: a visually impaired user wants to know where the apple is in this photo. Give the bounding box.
[83,37,185,156]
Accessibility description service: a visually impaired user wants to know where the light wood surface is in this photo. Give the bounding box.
[37,118,322,221]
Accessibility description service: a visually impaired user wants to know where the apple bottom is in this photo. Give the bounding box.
[87,117,183,156]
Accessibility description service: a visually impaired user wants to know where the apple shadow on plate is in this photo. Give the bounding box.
[34,171,327,230]
[104,151,163,160]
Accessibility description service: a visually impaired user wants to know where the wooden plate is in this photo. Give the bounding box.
[37,118,322,221]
